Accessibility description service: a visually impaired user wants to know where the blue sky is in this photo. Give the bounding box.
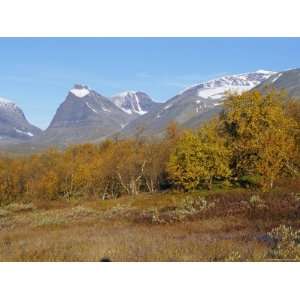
[0,38,300,129]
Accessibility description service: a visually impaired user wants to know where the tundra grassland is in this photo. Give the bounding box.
[1,179,300,262]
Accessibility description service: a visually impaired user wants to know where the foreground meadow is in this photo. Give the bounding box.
[1,179,300,262]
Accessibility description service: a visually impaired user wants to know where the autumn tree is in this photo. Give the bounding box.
[286,99,300,170]
[167,120,231,191]
[220,90,297,190]
[142,140,166,192]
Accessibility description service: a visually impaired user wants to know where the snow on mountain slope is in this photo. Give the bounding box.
[120,70,276,137]
[0,96,19,111]
[111,91,158,116]
[67,84,115,114]
[180,70,276,100]
[0,96,41,142]
[0,96,13,104]
[38,84,132,145]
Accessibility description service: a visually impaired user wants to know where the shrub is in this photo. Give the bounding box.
[224,251,242,262]
[267,225,300,260]
[238,175,261,188]
[247,194,266,209]
[181,196,215,212]
[5,202,35,213]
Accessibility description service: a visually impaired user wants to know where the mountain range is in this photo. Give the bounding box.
[1,68,300,151]
[120,70,276,137]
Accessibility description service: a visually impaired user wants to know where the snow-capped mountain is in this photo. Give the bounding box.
[111,91,159,116]
[120,70,276,137]
[0,96,41,143]
[180,70,276,100]
[37,84,132,145]
[0,69,285,148]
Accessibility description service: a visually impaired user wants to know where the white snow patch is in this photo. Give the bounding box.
[164,103,173,110]
[0,96,14,104]
[120,107,133,114]
[86,102,98,114]
[213,102,223,106]
[70,88,90,98]
[179,70,276,97]
[102,106,111,113]
[137,110,147,115]
[197,85,254,100]
[256,69,274,74]
[134,94,147,115]
[271,73,282,83]
[112,91,148,115]
[15,129,34,137]
[0,97,18,111]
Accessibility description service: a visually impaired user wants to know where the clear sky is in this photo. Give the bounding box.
[0,38,300,129]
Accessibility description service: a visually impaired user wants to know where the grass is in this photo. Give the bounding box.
[0,180,300,261]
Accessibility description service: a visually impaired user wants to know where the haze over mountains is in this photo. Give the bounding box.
[1,68,300,150]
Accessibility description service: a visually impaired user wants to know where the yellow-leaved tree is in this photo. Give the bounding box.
[167,120,231,190]
[220,89,297,190]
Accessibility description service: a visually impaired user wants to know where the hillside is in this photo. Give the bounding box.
[120,70,275,137]
[0,97,41,144]
[33,85,131,146]
[255,68,300,98]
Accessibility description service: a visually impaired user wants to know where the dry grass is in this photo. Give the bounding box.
[0,181,300,261]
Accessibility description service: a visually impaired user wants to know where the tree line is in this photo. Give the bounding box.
[0,90,299,205]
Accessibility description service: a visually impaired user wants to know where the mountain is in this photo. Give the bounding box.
[111,91,159,117]
[35,84,132,145]
[0,69,283,150]
[255,68,300,98]
[0,97,41,143]
[120,70,275,137]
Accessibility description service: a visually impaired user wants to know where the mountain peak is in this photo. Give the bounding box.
[70,84,90,98]
[0,96,19,112]
[0,96,14,104]
[0,97,18,109]
[111,90,158,116]
[117,90,138,97]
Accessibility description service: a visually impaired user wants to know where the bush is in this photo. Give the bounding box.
[238,175,261,188]
[267,225,300,260]
[181,196,215,212]
[224,251,242,262]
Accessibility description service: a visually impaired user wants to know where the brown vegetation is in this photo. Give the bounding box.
[0,178,299,261]
[0,90,300,261]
